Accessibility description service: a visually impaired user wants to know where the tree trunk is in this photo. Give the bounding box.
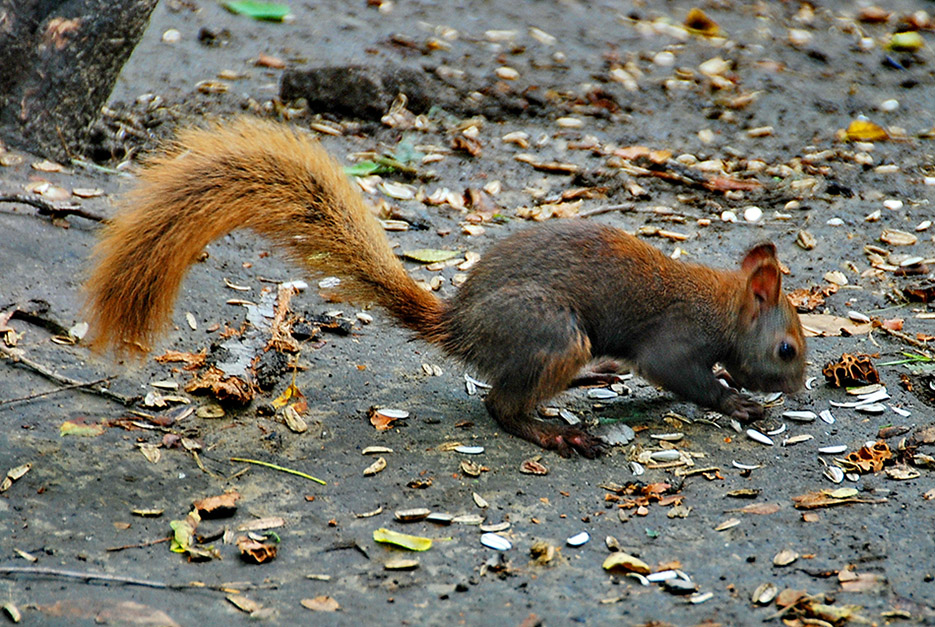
[0,0,158,162]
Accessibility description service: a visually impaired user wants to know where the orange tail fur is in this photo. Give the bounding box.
[85,117,444,354]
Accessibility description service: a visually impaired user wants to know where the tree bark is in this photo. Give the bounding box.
[0,0,157,162]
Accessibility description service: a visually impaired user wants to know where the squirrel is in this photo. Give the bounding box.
[85,117,807,458]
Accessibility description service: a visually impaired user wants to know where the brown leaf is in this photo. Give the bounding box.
[733,502,781,515]
[800,314,872,338]
[236,536,277,564]
[193,491,241,518]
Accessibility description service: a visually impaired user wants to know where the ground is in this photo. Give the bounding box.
[1,0,935,625]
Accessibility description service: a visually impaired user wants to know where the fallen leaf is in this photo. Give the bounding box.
[372,528,432,551]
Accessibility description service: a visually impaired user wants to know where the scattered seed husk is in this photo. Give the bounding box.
[746,429,774,446]
[362,446,393,455]
[819,445,848,454]
[649,450,682,462]
[473,492,489,508]
[881,229,917,246]
[605,535,621,552]
[650,432,684,442]
[479,521,510,533]
[886,465,919,480]
[354,506,383,518]
[452,514,485,525]
[824,466,845,483]
[855,403,886,414]
[395,508,430,522]
[714,518,742,532]
[603,552,650,575]
[752,582,779,605]
[480,533,512,551]
[824,271,849,286]
[773,549,799,566]
[732,461,761,471]
[600,423,635,446]
[455,445,485,455]
[726,489,761,499]
[783,410,817,422]
[646,570,678,583]
[690,592,713,604]
[767,424,787,436]
[566,532,590,547]
[846,384,883,396]
[782,434,814,446]
[384,558,419,571]
[363,456,387,476]
[587,388,619,400]
[426,512,453,525]
[519,457,549,475]
[196,404,225,419]
[282,405,307,433]
[461,459,483,477]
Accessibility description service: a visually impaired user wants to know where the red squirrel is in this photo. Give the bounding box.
[85,118,806,457]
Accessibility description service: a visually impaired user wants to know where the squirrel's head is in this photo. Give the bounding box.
[725,243,807,394]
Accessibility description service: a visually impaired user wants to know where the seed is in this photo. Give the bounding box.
[746,429,774,446]
[480,533,512,551]
[566,532,590,547]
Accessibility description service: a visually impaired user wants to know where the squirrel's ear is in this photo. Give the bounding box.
[747,261,781,309]
[740,242,777,274]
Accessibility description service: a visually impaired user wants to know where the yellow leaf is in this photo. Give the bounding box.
[843,119,888,142]
[372,528,432,551]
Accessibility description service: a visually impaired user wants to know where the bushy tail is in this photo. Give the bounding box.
[85,117,445,354]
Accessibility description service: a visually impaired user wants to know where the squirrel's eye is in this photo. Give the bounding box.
[777,341,796,361]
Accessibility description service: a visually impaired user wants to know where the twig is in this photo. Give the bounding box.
[880,326,932,351]
[577,203,635,218]
[0,343,136,406]
[0,194,107,222]
[0,565,274,593]
[0,566,171,589]
[230,457,327,485]
[107,537,171,552]
[0,376,114,407]
[71,158,133,177]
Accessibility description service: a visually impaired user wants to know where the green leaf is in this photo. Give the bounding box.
[402,249,461,264]
[373,528,432,551]
[344,161,393,177]
[222,1,290,21]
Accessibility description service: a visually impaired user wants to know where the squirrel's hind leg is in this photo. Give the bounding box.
[483,328,606,458]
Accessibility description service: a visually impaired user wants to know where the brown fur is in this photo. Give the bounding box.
[85,118,807,458]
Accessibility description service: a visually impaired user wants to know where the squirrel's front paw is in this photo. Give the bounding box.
[723,394,764,424]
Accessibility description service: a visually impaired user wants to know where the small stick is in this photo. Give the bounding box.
[230,457,326,485]
[577,203,635,218]
[107,536,171,552]
[0,194,107,222]
[0,565,273,593]
[880,326,931,351]
[0,376,114,407]
[0,343,135,406]
[0,566,171,589]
